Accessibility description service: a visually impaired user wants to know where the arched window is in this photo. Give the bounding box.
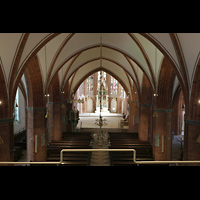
[14,88,20,122]
[121,85,124,97]
[86,75,94,96]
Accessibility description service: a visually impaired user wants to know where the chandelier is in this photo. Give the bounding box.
[90,34,111,148]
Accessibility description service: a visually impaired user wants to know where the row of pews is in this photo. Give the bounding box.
[46,132,92,166]
[108,132,154,166]
[14,130,26,161]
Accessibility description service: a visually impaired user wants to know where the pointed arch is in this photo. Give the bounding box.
[0,64,9,118]
[72,67,131,100]
[24,55,44,108]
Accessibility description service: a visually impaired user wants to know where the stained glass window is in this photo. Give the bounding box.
[86,75,94,95]
[110,76,118,96]
[121,85,124,97]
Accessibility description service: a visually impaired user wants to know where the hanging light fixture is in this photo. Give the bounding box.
[61,66,65,109]
[44,45,50,118]
[90,33,111,148]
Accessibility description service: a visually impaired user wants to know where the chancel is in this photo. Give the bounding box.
[1,33,200,166]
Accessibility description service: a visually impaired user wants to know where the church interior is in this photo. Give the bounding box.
[0,33,200,166]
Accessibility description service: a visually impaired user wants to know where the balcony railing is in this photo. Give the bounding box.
[0,149,199,166]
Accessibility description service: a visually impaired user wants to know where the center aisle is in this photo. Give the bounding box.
[89,128,111,166]
[90,151,111,166]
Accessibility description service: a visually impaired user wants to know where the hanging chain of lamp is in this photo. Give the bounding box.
[45,45,50,118]
[90,34,111,148]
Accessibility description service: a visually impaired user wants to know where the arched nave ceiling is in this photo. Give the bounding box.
[1,33,199,100]
[37,33,164,95]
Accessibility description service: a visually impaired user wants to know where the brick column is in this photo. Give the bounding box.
[48,102,62,141]
[62,100,73,132]
[128,101,134,132]
[152,109,172,161]
[139,104,152,142]
[26,107,47,162]
[128,101,139,132]
[0,118,14,162]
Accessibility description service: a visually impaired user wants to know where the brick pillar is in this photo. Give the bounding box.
[62,100,67,133]
[48,102,62,141]
[26,108,47,162]
[0,118,14,162]
[152,109,172,161]
[128,101,134,132]
[139,104,152,142]
[128,101,139,132]
[62,100,73,132]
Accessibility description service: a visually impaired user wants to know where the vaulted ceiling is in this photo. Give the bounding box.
[0,33,199,103]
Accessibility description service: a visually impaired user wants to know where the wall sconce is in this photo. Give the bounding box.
[196,135,200,143]
[61,103,65,109]
[0,136,4,144]
[0,101,2,105]
[153,111,158,118]
[45,111,50,118]
[198,100,200,104]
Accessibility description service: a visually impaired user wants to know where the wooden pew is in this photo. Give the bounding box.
[108,132,139,139]
[108,132,154,166]
[46,132,92,166]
